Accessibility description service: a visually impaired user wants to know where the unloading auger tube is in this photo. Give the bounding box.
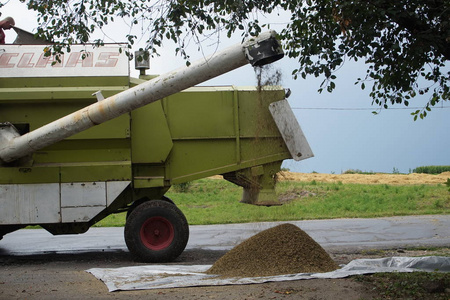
[0,30,284,164]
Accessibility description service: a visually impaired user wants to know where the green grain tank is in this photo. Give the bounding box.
[0,31,312,262]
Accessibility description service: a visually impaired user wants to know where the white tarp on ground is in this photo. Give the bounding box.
[87,256,450,292]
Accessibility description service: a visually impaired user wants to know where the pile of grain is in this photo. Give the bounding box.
[206,223,338,277]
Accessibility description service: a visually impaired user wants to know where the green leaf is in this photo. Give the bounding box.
[18,0,449,117]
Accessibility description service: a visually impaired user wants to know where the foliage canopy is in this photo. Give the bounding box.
[2,0,449,118]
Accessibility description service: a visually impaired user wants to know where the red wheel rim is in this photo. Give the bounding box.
[140,217,174,250]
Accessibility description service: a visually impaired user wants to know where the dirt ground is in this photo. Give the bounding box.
[1,172,449,299]
[1,247,448,300]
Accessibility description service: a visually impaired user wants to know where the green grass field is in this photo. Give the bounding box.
[94,178,449,227]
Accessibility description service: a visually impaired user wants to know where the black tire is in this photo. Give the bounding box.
[126,196,175,220]
[124,200,189,262]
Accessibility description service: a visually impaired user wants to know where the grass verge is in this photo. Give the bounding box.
[95,178,449,227]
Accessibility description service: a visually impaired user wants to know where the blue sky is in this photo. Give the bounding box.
[2,2,449,174]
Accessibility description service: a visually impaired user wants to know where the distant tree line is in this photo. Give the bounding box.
[413,166,450,174]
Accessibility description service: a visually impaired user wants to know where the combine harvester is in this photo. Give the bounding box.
[0,29,313,262]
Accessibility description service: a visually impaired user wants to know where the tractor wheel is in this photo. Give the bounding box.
[124,200,189,262]
[126,196,175,220]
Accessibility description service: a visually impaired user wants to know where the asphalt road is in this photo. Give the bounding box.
[1,215,448,256]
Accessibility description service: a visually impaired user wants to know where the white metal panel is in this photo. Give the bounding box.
[0,184,60,224]
[60,182,107,223]
[269,99,314,161]
[61,182,106,207]
[106,181,131,207]
[61,206,106,223]
[0,181,130,225]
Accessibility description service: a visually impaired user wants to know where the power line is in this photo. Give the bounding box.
[291,106,450,111]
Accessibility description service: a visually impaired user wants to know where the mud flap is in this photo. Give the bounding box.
[269,99,314,161]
